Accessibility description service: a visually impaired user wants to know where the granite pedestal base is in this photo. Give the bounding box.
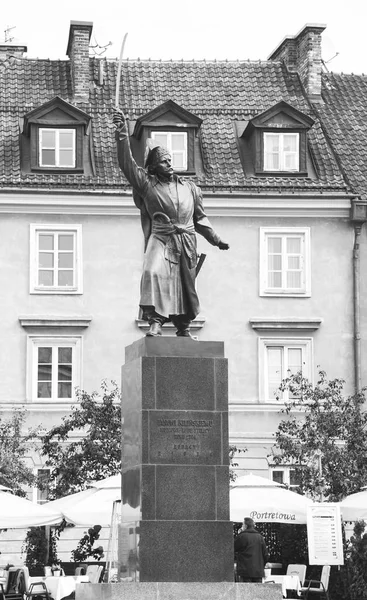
[120,338,234,582]
[76,582,283,600]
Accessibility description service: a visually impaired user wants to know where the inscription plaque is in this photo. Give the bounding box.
[148,410,222,464]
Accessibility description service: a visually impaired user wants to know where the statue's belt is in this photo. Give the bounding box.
[151,214,196,267]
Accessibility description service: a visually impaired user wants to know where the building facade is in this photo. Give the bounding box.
[1,20,367,559]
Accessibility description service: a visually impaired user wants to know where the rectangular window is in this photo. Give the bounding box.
[260,228,310,296]
[39,129,75,168]
[271,468,300,490]
[36,468,50,504]
[27,336,81,401]
[30,225,83,294]
[151,131,188,170]
[264,132,299,171]
[259,337,312,402]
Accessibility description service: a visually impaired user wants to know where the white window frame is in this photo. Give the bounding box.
[263,132,299,172]
[30,224,83,294]
[39,128,76,168]
[259,336,313,403]
[270,467,300,490]
[259,227,311,297]
[151,131,188,170]
[26,335,82,402]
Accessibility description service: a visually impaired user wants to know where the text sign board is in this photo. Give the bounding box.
[307,504,344,565]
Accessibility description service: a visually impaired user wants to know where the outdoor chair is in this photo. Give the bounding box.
[2,568,28,600]
[85,565,104,584]
[25,582,52,600]
[300,565,331,600]
[286,564,307,586]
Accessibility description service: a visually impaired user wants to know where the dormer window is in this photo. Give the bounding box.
[242,101,314,177]
[22,96,92,175]
[39,128,76,168]
[264,132,299,172]
[131,100,202,175]
[151,131,188,170]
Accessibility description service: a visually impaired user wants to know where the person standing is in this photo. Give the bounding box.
[234,517,269,582]
[113,108,229,338]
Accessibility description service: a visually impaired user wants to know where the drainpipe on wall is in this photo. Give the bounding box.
[353,223,362,393]
[351,200,367,393]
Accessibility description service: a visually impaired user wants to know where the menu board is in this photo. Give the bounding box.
[307,504,344,565]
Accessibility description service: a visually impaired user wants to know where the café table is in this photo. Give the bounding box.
[264,574,301,598]
[28,575,89,600]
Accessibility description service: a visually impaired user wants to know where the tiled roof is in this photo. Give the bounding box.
[0,54,348,194]
[318,72,367,201]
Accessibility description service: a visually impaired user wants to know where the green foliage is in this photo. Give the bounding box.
[0,409,39,496]
[270,370,367,501]
[229,445,247,482]
[22,526,60,573]
[348,520,367,599]
[40,381,121,498]
[71,525,104,563]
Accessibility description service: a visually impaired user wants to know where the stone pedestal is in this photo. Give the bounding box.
[119,337,234,582]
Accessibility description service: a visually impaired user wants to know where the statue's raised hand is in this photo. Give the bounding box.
[113,108,126,130]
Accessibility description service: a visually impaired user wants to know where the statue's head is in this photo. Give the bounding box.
[145,146,173,180]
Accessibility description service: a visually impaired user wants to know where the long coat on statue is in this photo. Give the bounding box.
[116,130,222,321]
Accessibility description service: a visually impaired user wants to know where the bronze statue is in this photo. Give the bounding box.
[113,108,229,338]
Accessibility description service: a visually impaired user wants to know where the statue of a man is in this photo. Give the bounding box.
[113,108,229,338]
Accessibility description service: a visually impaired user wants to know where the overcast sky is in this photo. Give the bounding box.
[1,0,366,75]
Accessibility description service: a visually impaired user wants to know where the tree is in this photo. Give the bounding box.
[269,370,367,501]
[229,445,247,482]
[40,380,121,499]
[0,409,39,496]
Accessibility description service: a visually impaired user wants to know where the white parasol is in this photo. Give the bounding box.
[230,473,314,524]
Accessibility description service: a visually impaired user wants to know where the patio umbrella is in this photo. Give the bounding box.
[0,489,63,528]
[340,488,367,521]
[45,475,123,526]
[230,473,314,524]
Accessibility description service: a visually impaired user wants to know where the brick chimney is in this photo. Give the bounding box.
[66,21,93,103]
[268,24,326,103]
[0,44,27,60]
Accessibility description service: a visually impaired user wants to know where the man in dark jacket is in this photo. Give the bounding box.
[234,517,269,582]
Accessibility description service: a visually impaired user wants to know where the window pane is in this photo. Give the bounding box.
[58,235,74,251]
[39,253,54,268]
[267,347,283,398]
[59,150,74,167]
[58,364,72,381]
[42,130,55,147]
[172,154,184,169]
[37,469,50,504]
[58,347,72,363]
[272,471,284,485]
[39,235,54,250]
[58,382,72,398]
[268,272,282,288]
[288,256,300,269]
[171,135,185,150]
[266,135,279,152]
[152,134,168,147]
[38,382,52,398]
[38,364,52,380]
[42,149,56,165]
[289,469,301,486]
[287,237,301,254]
[59,131,74,149]
[38,347,52,363]
[58,271,73,286]
[268,237,282,253]
[283,135,297,152]
[58,253,73,268]
[287,271,301,288]
[38,271,54,286]
[288,348,302,375]
[268,255,282,270]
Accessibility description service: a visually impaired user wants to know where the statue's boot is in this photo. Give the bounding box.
[146,320,162,337]
[172,315,197,340]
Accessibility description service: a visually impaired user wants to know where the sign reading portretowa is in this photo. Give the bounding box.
[250,511,297,522]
